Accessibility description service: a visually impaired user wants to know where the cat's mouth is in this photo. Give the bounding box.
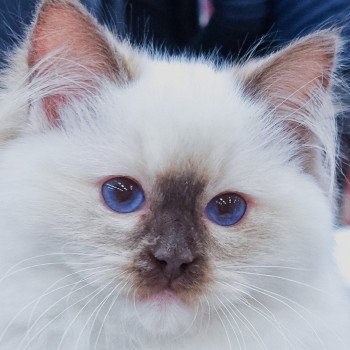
[144,288,176,305]
[130,269,210,305]
[132,279,189,304]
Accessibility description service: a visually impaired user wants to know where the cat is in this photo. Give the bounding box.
[0,0,349,349]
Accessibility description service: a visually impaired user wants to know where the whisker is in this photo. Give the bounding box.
[212,302,233,350]
[216,295,244,350]
[214,265,309,271]
[173,301,200,341]
[203,295,212,336]
[120,284,134,344]
[233,271,332,297]
[236,281,328,350]
[217,280,293,348]
[0,262,97,286]
[17,270,120,350]
[65,273,126,350]
[131,286,143,332]
[0,252,107,281]
[0,266,112,346]
[197,299,205,335]
[92,279,130,350]
[221,294,267,350]
[28,265,112,326]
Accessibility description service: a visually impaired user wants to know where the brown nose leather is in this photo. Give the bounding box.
[152,246,194,281]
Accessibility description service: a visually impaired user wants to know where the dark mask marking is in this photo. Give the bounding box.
[128,172,212,302]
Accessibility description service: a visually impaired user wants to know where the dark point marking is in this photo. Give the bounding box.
[128,172,212,303]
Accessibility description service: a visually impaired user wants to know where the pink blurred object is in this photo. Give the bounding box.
[198,0,215,28]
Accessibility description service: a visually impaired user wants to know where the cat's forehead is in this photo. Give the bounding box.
[98,59,262,165]
[110,59,256,124]
[58,59,269,192]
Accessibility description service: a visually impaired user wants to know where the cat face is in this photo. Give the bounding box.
[0,0,338,339]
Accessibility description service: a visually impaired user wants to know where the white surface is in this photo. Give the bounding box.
[335,227,350,284]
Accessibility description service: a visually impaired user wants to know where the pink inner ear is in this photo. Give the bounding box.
[42,95,67,124]
[28,1,123,123]
[243,32,337,114]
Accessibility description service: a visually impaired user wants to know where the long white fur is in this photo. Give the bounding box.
[0,1,349,349]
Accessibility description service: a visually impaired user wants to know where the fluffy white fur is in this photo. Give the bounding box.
[0,1,349,349]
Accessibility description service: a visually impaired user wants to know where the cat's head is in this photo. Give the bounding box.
[0,0,340,338]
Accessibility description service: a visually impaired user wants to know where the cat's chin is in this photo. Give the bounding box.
[126,289,199,337]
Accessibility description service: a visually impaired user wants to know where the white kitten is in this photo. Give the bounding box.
[0,1,349,349]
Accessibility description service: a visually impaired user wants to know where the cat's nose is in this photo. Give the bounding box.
[152,247,194,281]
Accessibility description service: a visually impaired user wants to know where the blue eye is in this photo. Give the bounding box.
[205,193,246,226]
[102,177,145,213]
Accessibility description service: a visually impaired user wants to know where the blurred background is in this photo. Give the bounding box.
[0,0,349,278]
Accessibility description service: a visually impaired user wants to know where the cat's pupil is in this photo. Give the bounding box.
[108,182,134,202]
[215,196,236,215]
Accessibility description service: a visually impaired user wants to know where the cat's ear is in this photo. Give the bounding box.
[236,31,340,183]
[28,0,132,123]
[237,31,339,112]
